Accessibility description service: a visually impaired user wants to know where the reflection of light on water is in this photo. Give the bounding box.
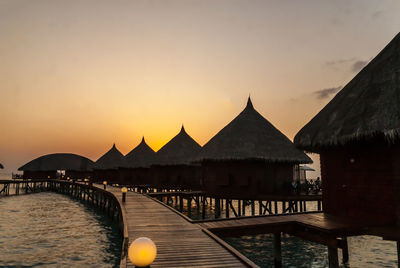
[224,234,397,268]
[0,192,122,267]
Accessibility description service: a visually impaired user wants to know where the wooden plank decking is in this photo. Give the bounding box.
[101,185,253,268]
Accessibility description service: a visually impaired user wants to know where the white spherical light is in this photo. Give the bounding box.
[128,237,157,267]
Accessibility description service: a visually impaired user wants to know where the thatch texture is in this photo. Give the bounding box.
[18,153,94,171]
[0,163,3,169]
[154,126,202,166]
[198,98,312,163]
[94,144,124,170]
[295,32,400,152]
[124,137,156,168]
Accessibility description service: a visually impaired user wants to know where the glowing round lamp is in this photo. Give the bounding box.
[128,237,157,267]
[103,181,107,185]
[84,178,89,182]
[121,187,128,193]
[47,176,50,179]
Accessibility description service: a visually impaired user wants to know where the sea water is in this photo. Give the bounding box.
[0,192,122,267]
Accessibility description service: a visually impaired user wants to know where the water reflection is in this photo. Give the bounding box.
[0,192,121,267]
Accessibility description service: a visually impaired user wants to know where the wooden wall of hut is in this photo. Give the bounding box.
[23,170,56,180]
[152,165,201,190]
[202,161,293,199]
[65,170,92,181]
[92,169,121,184]
[118,167,153,186]
[320,143,400,226]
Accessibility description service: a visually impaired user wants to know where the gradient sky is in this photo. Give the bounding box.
[1,0,400,177]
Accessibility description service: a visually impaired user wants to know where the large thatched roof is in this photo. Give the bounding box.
[154,126,202,166]
[124,137,156,168]
[295,32,400,152]
[0,163,3,169]
[94,144,124,170]
[198,98,312,163]
[18,153,94,171]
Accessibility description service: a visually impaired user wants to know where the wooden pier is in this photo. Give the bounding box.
[2,179,399,268]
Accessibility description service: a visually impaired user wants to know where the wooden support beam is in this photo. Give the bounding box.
[225,199,230,218]
[328,246,339,268]
[251,200,255,216]
[274,201,278,214]
[341,237,349,264]
[202,196,206,219]
[397,241,400,268]
[273,232,282,268]
[215,198,220,219]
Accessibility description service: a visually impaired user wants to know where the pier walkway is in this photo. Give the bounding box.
[101,184,254,268]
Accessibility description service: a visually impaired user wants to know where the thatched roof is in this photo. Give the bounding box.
[18,153,94,171]
[94,144,124,170]
[294,32,400,152]
[124,137,156,168]
[198,97,312,163]
[154,126,202,166]
[0,163,3,169]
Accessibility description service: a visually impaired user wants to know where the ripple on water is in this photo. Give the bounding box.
[224,233,397,268]
[0,192,122,267]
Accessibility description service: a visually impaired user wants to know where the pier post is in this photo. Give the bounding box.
[318,200,322,211]
[238,200,241,216]
[274,201,278,214]
[282,201,286,213]
[397,241,400,268]
[273,232,282,268]
[259,201,262,215]
[341,237,349,264]
[202,196,206,219]
[328,246,339,268]
[225,199,230,218]
[242,200,246,216]
[187,198,192,218]
[215,198,220,219]
[251,200,255,216]
[179,195,183,212]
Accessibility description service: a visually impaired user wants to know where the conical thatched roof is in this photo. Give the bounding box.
[124,137,156,168]
[198,97,312,163]
[0,163,3,169]
[154,126,202,166]
[94,144,124,170]
[18,153,94,171]
[295,32,400,152]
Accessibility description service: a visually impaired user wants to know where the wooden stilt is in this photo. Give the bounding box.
[202,196,206,219]
[215,198,220,219]
[397,241,400,268]
[273,232,282,268]
[238,200,242,216]
[341,237,349,264]
[251,200,255,216]
[259,200,263,215]
[225,199,230,218]
[328,246,339,268]
[274,201,278,214]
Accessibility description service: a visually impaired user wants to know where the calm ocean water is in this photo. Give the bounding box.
[0,192,122,267]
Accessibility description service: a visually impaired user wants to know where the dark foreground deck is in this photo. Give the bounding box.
[102,185,255,267]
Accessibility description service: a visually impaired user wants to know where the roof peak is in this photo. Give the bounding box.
[180,124,186,133]
[246,96,254,109]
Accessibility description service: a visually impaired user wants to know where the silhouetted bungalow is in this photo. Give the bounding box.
[294,32,400,226]
[119,137,156,186]
[198,97,311,199]
[152,126,202,190]
[18,153,94,180]
[93,144,124,184]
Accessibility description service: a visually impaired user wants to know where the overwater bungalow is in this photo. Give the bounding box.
[119,137,156,186]
[198,97,312,199]
[294,32,400,226]
[294,34,400,228]
[93,144,124,184]
[18,153,94,180]
[152,126,202,190]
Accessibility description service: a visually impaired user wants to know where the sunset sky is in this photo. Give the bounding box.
[1,0,400,177]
